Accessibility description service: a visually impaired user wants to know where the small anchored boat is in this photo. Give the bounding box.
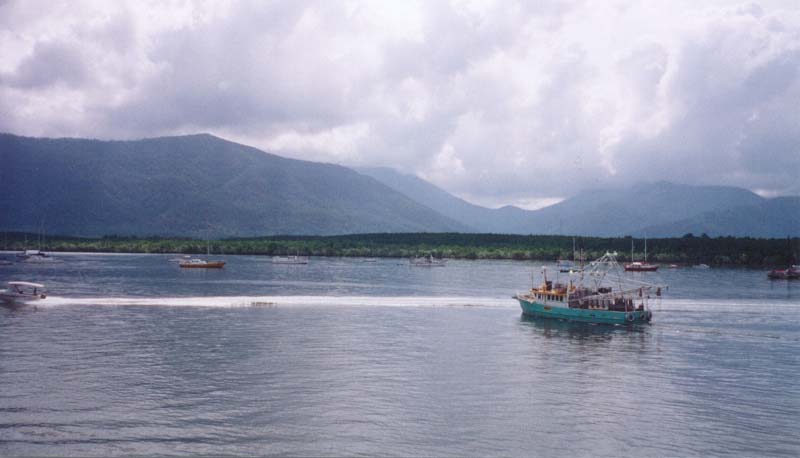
[179,258,225,268]
[514,252,665,325]
[16,249,59,263]
[179,237,225,268]
[558,238,584,273]
[624,237,658,272]
[272,255,309,264]
[410,255,447,267]
[0,281,47,306]
[768,265,800,280]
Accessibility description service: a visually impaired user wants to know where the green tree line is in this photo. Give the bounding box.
[2,232,797,266]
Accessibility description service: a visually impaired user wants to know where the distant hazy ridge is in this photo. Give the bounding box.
[2,133,797,238]
[358,168,800,238]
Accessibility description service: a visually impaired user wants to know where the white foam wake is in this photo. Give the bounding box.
[38,295,517,309]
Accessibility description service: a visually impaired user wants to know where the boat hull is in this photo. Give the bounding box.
[179,262,225,268]
[768,270,800,279]
[515,297,651,325]
[624,264,659,272]
[0,293,46,306]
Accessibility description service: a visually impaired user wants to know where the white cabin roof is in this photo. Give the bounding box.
[8,281,45,288]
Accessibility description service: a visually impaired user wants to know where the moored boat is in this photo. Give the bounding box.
[514,252,664,325]
[410,255,447,267]
[558,238,584,273]
[624,261,659,272]
[0,281,47,306]
[768,265,800,280]
[272,255,309,264]
[179,233,225,268]
[16,249,58,263]
[624,237,658,272]
[179,258,225,268]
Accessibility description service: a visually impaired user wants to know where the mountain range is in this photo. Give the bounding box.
[2,133,797,238]
[358,168,799,237]
[0,133,467,237]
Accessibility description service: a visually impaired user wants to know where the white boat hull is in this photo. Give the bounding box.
[0,292,46,306]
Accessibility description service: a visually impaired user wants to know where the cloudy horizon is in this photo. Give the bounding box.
[2,0,799,209]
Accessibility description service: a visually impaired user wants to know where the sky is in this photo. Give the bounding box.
[1,0,799,209]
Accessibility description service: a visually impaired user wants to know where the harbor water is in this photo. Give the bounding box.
[1,254,799,456]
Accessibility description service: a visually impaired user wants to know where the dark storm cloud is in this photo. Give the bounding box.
[2,41,90,88]
[1,0,799,206]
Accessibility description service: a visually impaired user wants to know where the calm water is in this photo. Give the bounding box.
[1,253,799,457]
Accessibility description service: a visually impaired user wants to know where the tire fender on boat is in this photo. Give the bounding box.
[626,313,634,322]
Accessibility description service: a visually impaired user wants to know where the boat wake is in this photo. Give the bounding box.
[26,296,800,311]
[37,295,517,309]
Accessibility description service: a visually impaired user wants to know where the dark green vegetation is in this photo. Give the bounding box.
[0,133,466,237]
[4,232,797,266]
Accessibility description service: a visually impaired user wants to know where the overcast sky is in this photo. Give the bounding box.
[1,0,799,208]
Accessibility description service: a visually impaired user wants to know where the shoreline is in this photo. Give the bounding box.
[2,232,797,267]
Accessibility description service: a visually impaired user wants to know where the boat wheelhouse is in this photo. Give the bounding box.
[514,252,665,325]
[0,281,47,305]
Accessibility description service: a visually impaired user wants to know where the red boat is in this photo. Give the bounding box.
[179,258,225,269]
[768,265,800,279]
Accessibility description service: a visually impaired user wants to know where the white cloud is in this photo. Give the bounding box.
[1,0,799,203]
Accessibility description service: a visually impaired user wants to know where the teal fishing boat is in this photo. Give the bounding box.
[514,252,665,325]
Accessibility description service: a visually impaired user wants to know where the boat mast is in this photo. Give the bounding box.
[572,237,577,263]
[644,235,647,263]
[631,239,634,262]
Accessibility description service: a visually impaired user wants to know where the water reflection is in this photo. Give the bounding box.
[518,313,649,342]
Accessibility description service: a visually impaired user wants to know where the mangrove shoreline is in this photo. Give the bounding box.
[3,232,798,267]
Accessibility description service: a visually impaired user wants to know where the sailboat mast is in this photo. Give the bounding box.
[572,237,577,262]
[644,235,647,262]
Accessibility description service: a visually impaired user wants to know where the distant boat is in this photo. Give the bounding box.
[168,255,192,263]
[16,249,58,263]
[0,281,47,306]
[179,234,225,269]
[179,258,225,269]
[693,264,710,269]
[557,260,576,273]
[768,265,800,280]
[624,261,659,272]
[624,237,658,272]
[362,257,378,263]
[272,255,309,265]
[558,238,583,273]
[768,237,799,279]
[410,255,447,267]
